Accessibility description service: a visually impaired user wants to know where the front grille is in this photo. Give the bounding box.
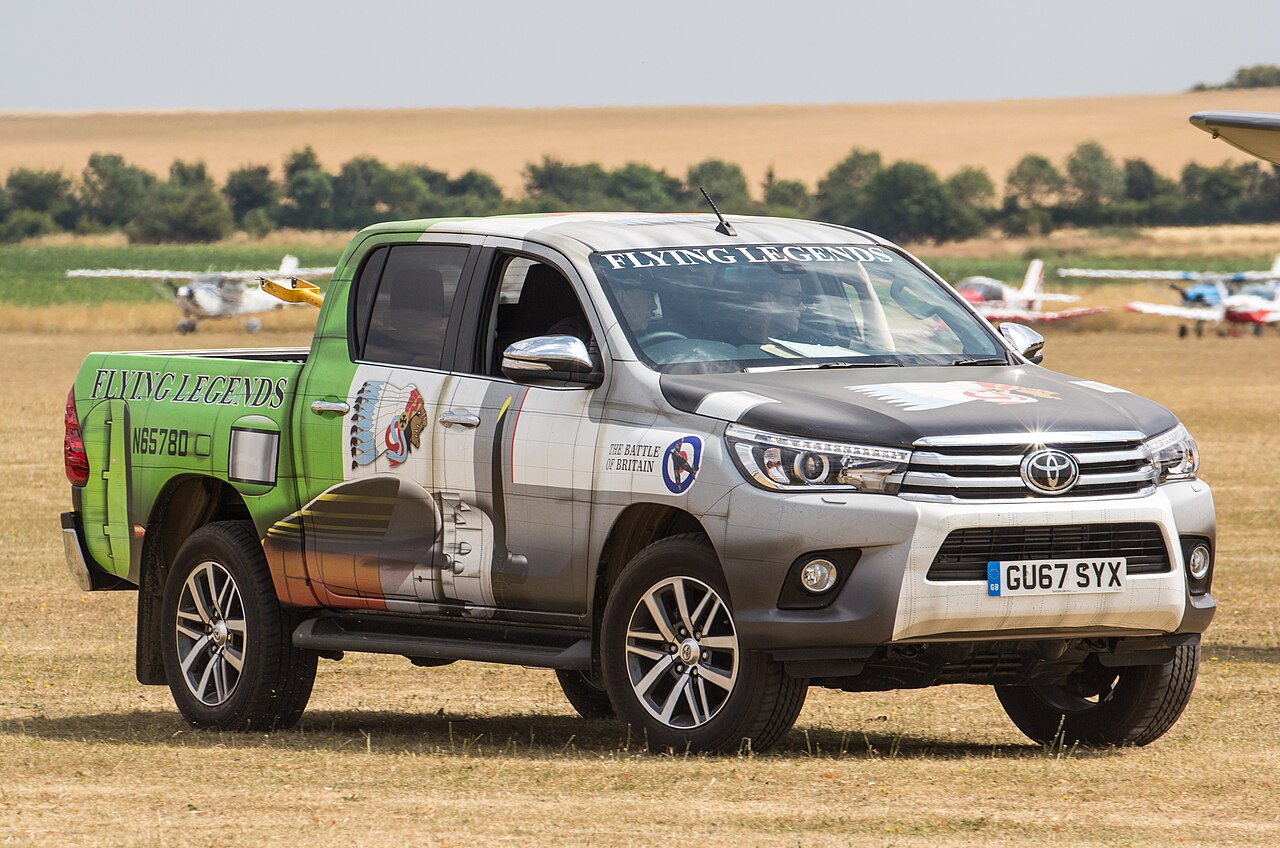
[900,433,1156,502]
[928,522,1171,581]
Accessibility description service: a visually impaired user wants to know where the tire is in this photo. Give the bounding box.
[995,643,1200,747]
[160,521,317,731]
[555,669,615,719]
[600,534,806,753]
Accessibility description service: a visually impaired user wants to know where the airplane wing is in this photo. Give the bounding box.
[1124,302,1224,322]
[1190,110,1280,166]
[67,255,336,283]
[979,306,1108,323]
[67,268,201,280]
[1058,267,1278,284]
[1059,268,1205,282]
[215,266,336,281]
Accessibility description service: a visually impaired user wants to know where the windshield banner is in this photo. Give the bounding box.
[598,245,895,270]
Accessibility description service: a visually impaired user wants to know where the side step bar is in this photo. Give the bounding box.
[293,615,592,670]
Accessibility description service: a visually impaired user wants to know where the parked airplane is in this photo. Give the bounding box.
[1057,256,1280,337]
[954,259,1109,323]
[66,255,336,334]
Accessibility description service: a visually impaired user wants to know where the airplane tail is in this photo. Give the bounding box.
[279,255,300,275]
[1271,253,1280,276]
[1018,259,1045,309]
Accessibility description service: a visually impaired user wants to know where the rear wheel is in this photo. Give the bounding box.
[601,534,806,753]
[995,643,1199,747]
[161,521,317,730]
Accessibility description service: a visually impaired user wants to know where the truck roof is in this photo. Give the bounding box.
[355,212,885,254]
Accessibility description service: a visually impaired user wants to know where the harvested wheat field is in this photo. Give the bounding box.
[0,307,1278,846]
[4,89,1280,194]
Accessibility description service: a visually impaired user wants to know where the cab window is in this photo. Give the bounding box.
[479,254,592,376]
[355,244,470,370]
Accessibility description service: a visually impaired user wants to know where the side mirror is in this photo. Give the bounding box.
[501,335,603,387]
[999,322,1045,364]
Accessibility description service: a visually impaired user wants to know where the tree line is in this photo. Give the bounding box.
[3,141,1280,245]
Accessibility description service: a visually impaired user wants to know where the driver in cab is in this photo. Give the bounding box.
[721,271,805,355]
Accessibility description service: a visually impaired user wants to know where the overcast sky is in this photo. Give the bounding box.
[7,1,1279,111]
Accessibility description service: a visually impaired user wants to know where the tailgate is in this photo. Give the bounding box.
[73,350,308,581]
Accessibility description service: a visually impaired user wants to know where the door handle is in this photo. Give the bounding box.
[310,400,351,415]
[439,410,481,428]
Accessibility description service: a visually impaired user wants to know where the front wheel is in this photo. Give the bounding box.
[995,643,1200,747]
[601,534,806,753]
[555,669,615,719]
[161,521,317,731]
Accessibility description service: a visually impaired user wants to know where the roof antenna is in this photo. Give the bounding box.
[699,187,737,237]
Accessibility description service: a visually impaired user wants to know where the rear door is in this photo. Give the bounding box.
[288,238,480,611]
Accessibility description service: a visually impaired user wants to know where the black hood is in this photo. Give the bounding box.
[661,365,1178,447]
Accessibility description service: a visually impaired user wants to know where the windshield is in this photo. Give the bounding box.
[590,244,1007,373]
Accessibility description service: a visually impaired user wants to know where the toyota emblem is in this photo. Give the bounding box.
[1020,448,1080,495]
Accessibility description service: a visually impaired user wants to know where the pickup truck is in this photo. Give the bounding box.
[61,212,1215,753]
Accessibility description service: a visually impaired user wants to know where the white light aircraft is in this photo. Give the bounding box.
[66,255,336,334]
[954,259,1109,323]
[1056,258,1280,337]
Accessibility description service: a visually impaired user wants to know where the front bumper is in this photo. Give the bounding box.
[718,480,1215,652]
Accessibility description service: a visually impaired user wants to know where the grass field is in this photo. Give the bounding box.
[3,89,1280,195]
[1,256,1279,845]
[0,239,349,307]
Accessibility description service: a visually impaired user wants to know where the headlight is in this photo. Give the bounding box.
[1145,423,1199,484]
[726,424,911,494]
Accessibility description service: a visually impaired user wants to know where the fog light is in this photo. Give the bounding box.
[1188,544,1211,581]
[800,558,838,593]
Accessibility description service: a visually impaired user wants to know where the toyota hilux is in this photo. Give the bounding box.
[61,212,1214,752]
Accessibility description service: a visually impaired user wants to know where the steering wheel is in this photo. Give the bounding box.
[636,330,687,346]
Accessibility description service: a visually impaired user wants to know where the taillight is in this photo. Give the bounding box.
[64,387,89,486]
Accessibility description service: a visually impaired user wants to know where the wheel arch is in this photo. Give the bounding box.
[135,475,253,685]
[590,503,716,668]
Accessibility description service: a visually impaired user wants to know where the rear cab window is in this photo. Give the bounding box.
[350,243,473,370]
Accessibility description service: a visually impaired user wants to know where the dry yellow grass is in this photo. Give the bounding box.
[4,90,1280,195]
[1,320,1277,846]
[0,302,323,335]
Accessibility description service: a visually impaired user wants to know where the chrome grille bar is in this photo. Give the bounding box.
[899,434,1155,502]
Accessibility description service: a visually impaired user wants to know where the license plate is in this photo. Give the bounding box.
[987,559,1126,597]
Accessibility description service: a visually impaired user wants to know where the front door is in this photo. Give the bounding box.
[433,248,603,615]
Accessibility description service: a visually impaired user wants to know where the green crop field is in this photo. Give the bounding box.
[0,243,347,306]
[3,240,1278,307]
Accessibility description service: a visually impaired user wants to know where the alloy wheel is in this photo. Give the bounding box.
[624,576,739,728]
[174,560,247,706]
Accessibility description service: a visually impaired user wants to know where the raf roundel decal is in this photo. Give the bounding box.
[662,436,702,494]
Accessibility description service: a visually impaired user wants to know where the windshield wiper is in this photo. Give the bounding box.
[951,357,1009,366]
[744,360,898,373]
